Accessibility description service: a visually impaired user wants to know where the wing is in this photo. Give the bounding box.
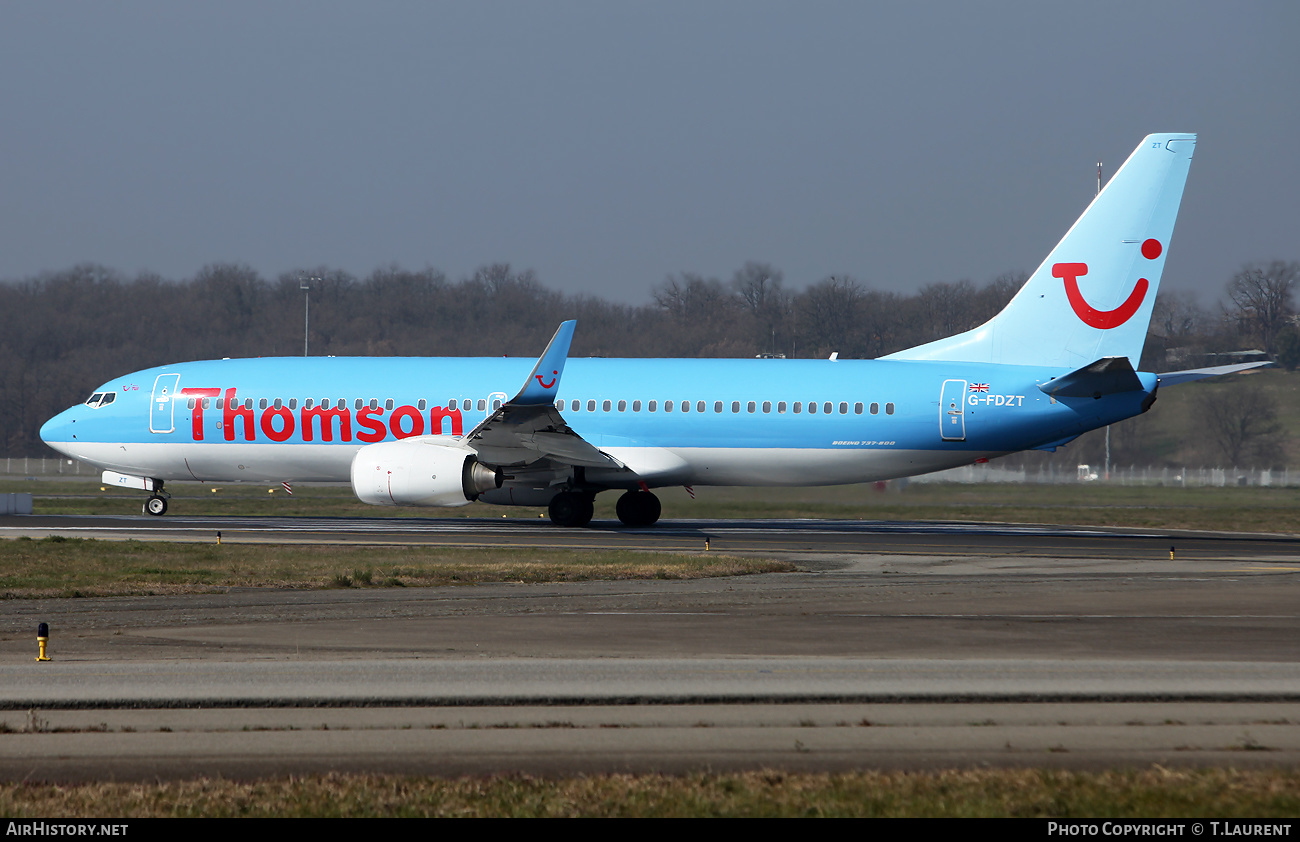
[464,321,625,471]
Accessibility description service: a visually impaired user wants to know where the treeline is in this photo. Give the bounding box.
[3,259,1297,461]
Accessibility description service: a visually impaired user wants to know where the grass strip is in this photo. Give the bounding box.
[0,537,793,598]
[11,479,1300,533]
[1,768,1298,817]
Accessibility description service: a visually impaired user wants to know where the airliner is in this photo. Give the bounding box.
[40,133,1253,526]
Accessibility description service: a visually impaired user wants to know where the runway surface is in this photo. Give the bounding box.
[9,511,1300,560]
[2,513,1299,779]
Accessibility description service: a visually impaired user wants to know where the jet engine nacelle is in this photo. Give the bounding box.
[350,439,501,507]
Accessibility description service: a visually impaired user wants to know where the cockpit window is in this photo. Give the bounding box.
[84,392,116,408]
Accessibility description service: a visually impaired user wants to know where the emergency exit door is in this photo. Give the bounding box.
[940,379,966,442]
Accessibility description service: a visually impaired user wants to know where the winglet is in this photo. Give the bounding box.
[511,320,576,405]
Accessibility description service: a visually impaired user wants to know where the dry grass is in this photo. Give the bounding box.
[1,767,1298,817]
[0,537,793,598]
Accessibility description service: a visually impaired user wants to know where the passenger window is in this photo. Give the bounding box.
[370,399,378,410]
[748,401,756,413]
[633,400,642,412]
[478,399,486,411]
[681,401,689,413]
[617,400,626,412]
[261,399,269,410]
[839,402,848,414]
[854,402,863,414]
[587,400,596,412]
[665,401,674,412]
[762,401,771,413]
[202,398,211,410]
[493,399,502,410]
[384,399,394,410]
[570,399,580,411]
[697,401,706,413]
[244,398,252,409]
[418,399,427,411]
[603,400,612,412]
[304,399,314,409]
[870,402,879,415]
[730,401,739,413]
[886,402,895,415]
[777,401,786,414]
[230,397,239,410]
[648,400,657,412]
[354,399,362,410]
[186,398,195,410]
[794,402,802,414]
[824,402,833,414]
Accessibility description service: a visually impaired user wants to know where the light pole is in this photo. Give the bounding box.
[1097,161,1112,481]
[299,275,318,356]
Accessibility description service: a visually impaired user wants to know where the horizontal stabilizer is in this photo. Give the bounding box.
[1039,357,1143,398]
[1157,361,1273,386]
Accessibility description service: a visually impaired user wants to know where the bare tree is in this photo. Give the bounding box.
[1200,381,1287,466]
[1226,261,1300,356]
[730,262,789,356]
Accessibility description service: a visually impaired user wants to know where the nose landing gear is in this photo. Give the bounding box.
[141,479,169,516]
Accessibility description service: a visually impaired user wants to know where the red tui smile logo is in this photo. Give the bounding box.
[535,370,558,389]
[1054,239,1162,330]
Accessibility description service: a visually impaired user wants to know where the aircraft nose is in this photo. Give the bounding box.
[39,407,79,446]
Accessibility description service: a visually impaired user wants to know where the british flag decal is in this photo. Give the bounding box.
[969,383,990,392]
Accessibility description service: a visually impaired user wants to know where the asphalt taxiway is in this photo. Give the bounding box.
[1,514,1298,779]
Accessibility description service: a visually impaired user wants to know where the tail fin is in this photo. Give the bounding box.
[886,133,1196,369]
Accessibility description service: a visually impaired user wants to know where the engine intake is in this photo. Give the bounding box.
[350,439,500,507]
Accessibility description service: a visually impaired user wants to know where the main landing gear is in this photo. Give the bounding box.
[547,491,594,528]
[615,489,661,528]
[546,488,663,528]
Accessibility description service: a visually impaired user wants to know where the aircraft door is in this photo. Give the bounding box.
[940,379,966,442]
[150,374,182,434]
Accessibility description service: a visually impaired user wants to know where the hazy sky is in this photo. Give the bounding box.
[0,2,1295,305]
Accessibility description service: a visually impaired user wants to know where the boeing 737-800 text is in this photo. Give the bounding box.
[40,133,1253,526]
